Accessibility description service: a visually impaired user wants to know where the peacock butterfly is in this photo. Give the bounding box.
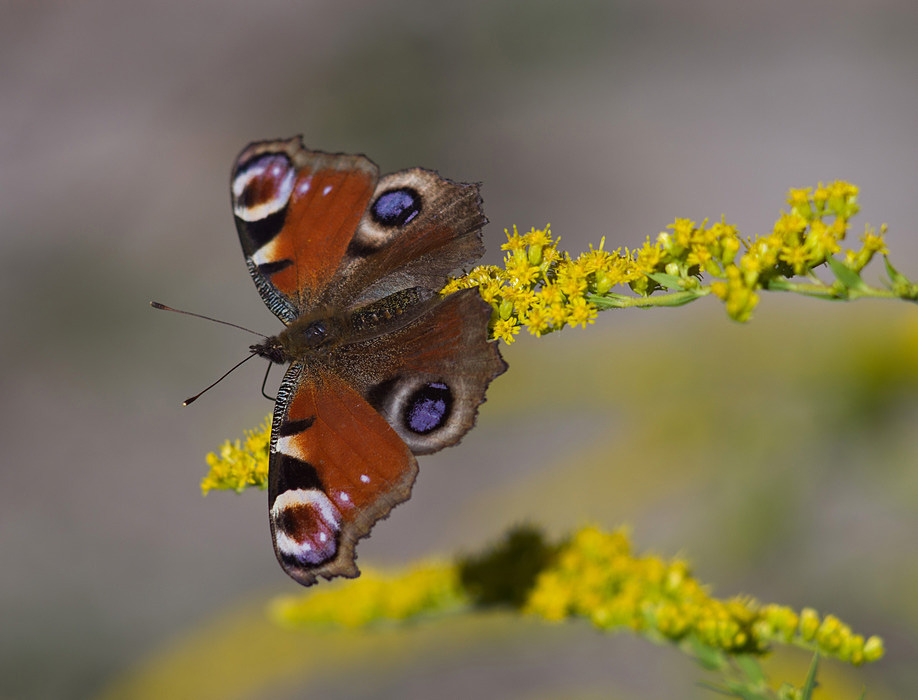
[230,136,506,586]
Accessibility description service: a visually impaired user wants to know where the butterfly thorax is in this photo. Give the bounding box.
[251,309,342,364]
[251,287,436,365]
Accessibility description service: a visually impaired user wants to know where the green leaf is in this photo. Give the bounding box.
[827,256,866,292]
[696,682,737,697]
[800,653,820,700]
[647,291,705,307]
[646,271,686,290]
[587,290,705,309]
[734,654,766,684]
[689,639,727,671]
[884,255,909,286]
[587,292,632,309]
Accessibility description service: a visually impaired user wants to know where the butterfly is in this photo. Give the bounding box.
[230,136,507,586]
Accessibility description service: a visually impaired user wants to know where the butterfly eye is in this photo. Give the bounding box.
[403,381,453,434]
[371,188,422,227]
[232,153,295,222]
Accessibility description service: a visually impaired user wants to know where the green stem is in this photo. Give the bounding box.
[765,278,904,300]
[589,289,710,309]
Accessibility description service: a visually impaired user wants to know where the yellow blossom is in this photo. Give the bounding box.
[505,253,542,286]
[862,228,887,255]
[492,316,521,343]
[426,181,907,341]
[500,225,527,252]
[634,238,664,273]
[201,416,270,494]
[523,225,553,248]
[522,302,553,337]
[565,296,598,328]
[519,527,883,664]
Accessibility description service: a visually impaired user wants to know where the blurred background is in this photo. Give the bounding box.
[3,1,918,698]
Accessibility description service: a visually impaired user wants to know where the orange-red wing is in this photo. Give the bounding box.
[231,137,378,321]
[267,362,417,586]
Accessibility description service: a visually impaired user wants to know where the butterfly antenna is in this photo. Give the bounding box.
[183,352,260,406]
[150,301,266,338]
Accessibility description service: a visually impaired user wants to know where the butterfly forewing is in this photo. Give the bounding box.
[231,138,378,320]
[329,168,488,307]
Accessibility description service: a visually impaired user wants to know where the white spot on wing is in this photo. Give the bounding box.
[360,474,370,484]
[322,184,333,196]
[296,176,312,197]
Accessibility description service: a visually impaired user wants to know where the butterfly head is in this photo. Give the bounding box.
[250,336,288,364]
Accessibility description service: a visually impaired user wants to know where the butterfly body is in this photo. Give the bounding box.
[231,137,505,586]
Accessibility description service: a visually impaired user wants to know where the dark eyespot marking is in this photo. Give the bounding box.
[404,381,453,434]
[371,187,422,227]
[272,489,341,566]
[232,153,295,223]
[277,503,338,564]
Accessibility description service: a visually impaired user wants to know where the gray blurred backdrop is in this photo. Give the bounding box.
[3,2,918,699]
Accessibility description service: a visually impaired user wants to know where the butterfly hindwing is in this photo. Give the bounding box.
[267,289,505,584]
[268,363,417,585]
[342,288,507,455]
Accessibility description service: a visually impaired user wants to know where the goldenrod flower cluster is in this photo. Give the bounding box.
[524,527,883,666]
[201,182,912,494]
[200,416,270,494]
[444,181,904,333]
[441,224,632,342]
[707,181,884,321]
[268,525,883,671]
[270,563,467,629]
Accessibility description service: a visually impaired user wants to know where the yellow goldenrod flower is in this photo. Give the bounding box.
[492,316,521,343]
[862,227,887,254]
[521,527,883,666]
[564,295,598,328]
[201,416,271,494]
[270,562,467,629]
[522,301,553,337]
[500,225,527,252]
[505,250,542,287]
[524,225,554,249]
[264,524,884,676]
